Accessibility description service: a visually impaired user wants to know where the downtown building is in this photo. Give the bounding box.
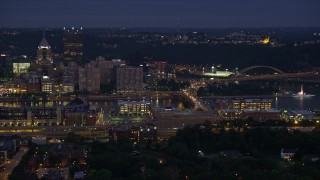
[8,32,55,94]
[216,98,280,120]
[216,98,272,111]
[36,32,53,65]
[117,100,151,116]
[0,54,13,79]
[78,57,126,93]
[88,56,125,84]
[63,27,83,65]
[116,66,144,93]
[109,125,157,143]
[79,63,100,93]
[0,98,103,126]
[61,61,79,93]
[151,61,175,79]
[12,56,31,77]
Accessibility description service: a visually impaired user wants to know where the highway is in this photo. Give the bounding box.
[0,125,109,138]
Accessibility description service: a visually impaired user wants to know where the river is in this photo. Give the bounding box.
[274,96,320,111]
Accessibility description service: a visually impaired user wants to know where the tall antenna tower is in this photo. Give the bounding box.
[176,17,181,33]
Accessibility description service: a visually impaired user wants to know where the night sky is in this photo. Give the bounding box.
[1,0,319,28]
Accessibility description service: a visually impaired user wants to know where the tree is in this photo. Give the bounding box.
[87,169,112,180]
[197,87,208,96]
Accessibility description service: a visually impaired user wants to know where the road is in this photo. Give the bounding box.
[0,147,29,180]
[182,85,211,111]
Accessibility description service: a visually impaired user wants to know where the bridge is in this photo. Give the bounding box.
[238,65,285,75]
[192,65,320,88]
[220,71,319,83]
[213,65,320,82]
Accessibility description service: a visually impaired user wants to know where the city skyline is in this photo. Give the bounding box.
[1,1,320,178]
[1,0,320,28]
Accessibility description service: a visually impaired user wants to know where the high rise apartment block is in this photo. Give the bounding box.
[116,67,143,93]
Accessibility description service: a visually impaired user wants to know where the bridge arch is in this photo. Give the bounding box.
[239,65,285,75]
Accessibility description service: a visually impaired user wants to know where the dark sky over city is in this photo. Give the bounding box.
[0,0,319,28]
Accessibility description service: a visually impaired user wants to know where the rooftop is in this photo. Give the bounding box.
[38,31,50,48]
[66,98,87,107]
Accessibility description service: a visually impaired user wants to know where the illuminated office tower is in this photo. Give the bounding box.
[63,27,83,64]
[36,31,53,65]
[13,57,30,77]
[35,31,53,76]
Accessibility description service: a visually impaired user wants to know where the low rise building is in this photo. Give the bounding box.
[117,100,151,116]
[217,98,279,120]
[289,110,315,121]
[219,109,242,120]
[155,111,219,129]
[0,135,20,159]
[242,109,281,120]
[0,98,104,126]
[109,125,157,143]
[217,98,272,111]
[64,110,97,126]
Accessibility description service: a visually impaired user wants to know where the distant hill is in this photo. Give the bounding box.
[1,28,319,72]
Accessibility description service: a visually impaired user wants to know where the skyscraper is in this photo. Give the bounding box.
[63,27,83,65]
[0,54,13,79]
[79,64,100,93]
[36,31,53,65]
[116,66,144,93]
[35,30,53,76]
